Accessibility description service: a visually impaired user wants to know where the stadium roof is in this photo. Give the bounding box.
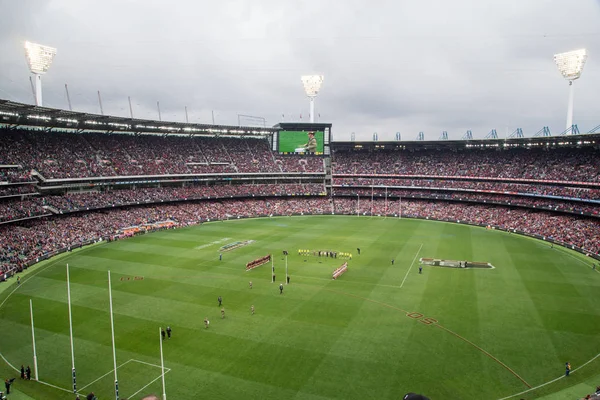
[0,99,278,136]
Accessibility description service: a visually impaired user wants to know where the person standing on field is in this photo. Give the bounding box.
[279,283,284,294]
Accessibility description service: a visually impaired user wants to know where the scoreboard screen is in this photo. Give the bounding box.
[278,130,324,155]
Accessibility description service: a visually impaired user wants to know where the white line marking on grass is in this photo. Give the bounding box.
[126,369,171,400]
[399,243,423,288]
[194,238,231,250]
[37,379,73,393]
[292,273,403,288]
[497,350,600,400]
[0,258,75,374]
[554,247,600,273]
[0,352,19,372]
[0,259,59,309]
[79,359,133,391]
[217,266,242,272]
[130,358,171,371]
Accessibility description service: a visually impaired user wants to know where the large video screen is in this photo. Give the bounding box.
[278,130,324,155]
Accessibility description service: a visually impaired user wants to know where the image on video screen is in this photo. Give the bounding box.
[278,130,324,155]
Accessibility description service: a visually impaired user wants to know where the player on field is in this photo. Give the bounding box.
[251,305,255,315]
[166,326,172,338]
[249,281,253,289]
[204,317,209,329]
[161,328,166,340]
[279,283,284,294]
[218,296,222,306]
[419,266,423,274]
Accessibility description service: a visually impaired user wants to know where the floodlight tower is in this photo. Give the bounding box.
[301,75,324,123]
[24,41,57,106]
[554,49,587,132]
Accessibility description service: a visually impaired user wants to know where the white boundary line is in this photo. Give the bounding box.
[0,352,19,372]
[400,243,423,288]
[0,259,67,373]
[79,359,133,391]
[497,350,600,399]
[555,247,600,273]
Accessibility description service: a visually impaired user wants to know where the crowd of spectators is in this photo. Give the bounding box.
[2,198,600,275]
[332,147,600,182]
[43,183,325,212]
[334,177,600,200]
[2,181,599,224]
[0,128,325,178]
[0,198,48,223]
[333,187,600,215]
[0,183,325,221]
[0,167,33,183]
[0,185,38,198]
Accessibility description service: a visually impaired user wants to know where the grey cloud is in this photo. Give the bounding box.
[1,0,600,140]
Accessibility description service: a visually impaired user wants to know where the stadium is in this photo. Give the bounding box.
[2,3,600,400]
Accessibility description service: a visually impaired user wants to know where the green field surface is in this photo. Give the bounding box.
[1,216,599,400]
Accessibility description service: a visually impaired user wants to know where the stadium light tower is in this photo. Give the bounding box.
[301,75,324,123]
[554,49,587,132]
[24,41,57,106]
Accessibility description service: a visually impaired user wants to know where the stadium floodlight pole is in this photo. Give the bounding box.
[157,101,162,121]
[554,49,587,132]
[107,271,120,400]
[66,264,77,393]
[185,106,189,123]
[65,84,73,111]
[97,91,105,115]
[301,75,324,123]
[159,327,167,400]
[29,299,39,381]
[29,77,36,103]
[128,96,134,119]
[24,41,57,106]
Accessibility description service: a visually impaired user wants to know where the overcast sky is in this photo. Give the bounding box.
[1,0,599,140]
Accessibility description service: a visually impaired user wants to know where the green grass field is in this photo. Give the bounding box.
[1,216,599,400]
